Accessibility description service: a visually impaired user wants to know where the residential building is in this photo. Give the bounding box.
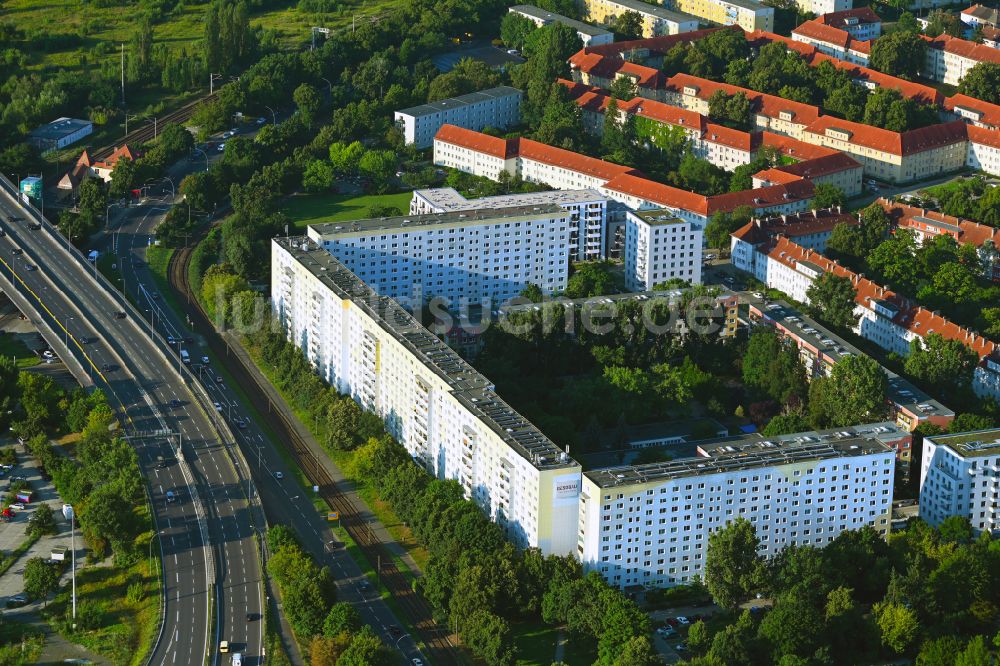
[878,198,1000,282]
[408,187,610,261]
[793,0,850,14]
[982,25,1000,48]
[578,425,895,589]
[272,237,582,555]
[816,7,882,41]
[393,86,522,149]
[922,33,1000,86]
[919,429,1000,535]
[509,5,615,46]
[670,0,775,32]
[746,300,955,436]
[945,93,1000,130]
[729,207,857,272]
[28,117,93,153]
[58,144,140,192]
[624,209,703,290]
[960,4,1000,29]
[792,18,872,65]
[582,0,700,37]
[305,204,573,306]
[800,117,969,184]
[744,235,1000,401]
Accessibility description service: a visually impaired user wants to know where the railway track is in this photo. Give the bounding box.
[168,244,463,665]
[91,92,219,160]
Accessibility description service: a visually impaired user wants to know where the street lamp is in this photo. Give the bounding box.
[263,105,277,125]
[191,147,209,172]
[161,176,175,199]
[319,77,332,94]
[62,504,76,625]
[209,73,223,95]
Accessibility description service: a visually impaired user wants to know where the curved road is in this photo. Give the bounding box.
[0,180,262,665]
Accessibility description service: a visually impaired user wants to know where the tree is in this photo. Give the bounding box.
[358,150,396,194]
[611,636,658,666]
[323,602,361,637]
[427,58,502,102]
[309,633,351,666]
[812,355,887,427]
[28,503,56,538]
[500,13,537,51]
[23,557,59,604]
[948,413,995,433]
[762,413,811,436]
[704,518,762,610]
[462,609,515,666]
[337,626,390,666]
[709,610,757,665]
[535,83,585,150]
[302,160,335,193]
[916,636,964,666]
[874,601,919,655]
[293,83,322,126]
[77,178,108,230]
[959,62,1000,105]
[611,11,644,40]
[741,328,807,405]
[805,273,857,329]
[811,183,845,210]
[955,636,992,666]
[869,32,926,80]
[688,620,711,654]
[904,333,979,393]
[180,171,221,212]
[564,261,618,298]
[109,157,137,200]
[329,141,365,176]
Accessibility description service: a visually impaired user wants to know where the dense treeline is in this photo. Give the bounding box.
[683,517,1000,666]
[235,314,658,665]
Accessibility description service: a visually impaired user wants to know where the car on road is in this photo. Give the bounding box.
[217,143,226,152]
[412,659,424,666]
[219,640,229,653]
[101,363,119,373]
[752,292,764,299]
[28,222,41,231]
[675,643,687,652]
[256,117,266,125]
[214,402,223,412]
[113,311,127,319]
[78,336,92,344]
[25,264,36,271]
[169,399,182,409]
[201,356,210,364]
[6,595,26,608]
[246,613,258,622]
[676,616,690,625]
[156,456,167,469]
[11,248,22,255]
[231,653,242,666]
[166,336,176,345]
[166,490,176,503]
[215,375,224,384]
[42,350,54,359]
[274,471,283,480]
[10,503,25,511]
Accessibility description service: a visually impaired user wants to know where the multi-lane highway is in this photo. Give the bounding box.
[117,177,432,662]
[0,177,263,665]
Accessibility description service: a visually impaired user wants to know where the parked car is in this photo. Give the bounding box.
[201,356,210,364]
[676,616,690,625]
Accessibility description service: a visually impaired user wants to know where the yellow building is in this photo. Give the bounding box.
[671,0,774,32]
[583,0,700,37]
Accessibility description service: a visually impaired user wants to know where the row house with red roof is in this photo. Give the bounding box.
[741,235,1000,400]
[877,198,1000,282]
[922,33,1000,86]
[728,207,857,273]
[792,18,872,66]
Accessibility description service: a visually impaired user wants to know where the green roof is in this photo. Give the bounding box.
[931,429,1000,458]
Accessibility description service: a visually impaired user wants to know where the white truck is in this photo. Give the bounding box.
[180,349,190,364]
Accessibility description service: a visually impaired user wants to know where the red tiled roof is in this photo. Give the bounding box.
[793,20,853,49]
[774,151,862,178]
[878,198,1000,249]
[923,33,1000,65]
[751,167,802,185]
[622,97,704,129]
[764,236,997,358]
[945,94,1000,128]
[602,172,708,212]
[760,131,840,160]
[434,124,516,159]
[816,7,882,28]
[982,26,1000,42]
[967,123,1000,148]
[745,30,819,58]
[518,137,637,181]
[665,73,822,125]
[703,123,754,151]
[93,144,140,170]
[803,116,968,156]
[568,51,667,88]
[731,207,856,244]
[704,178,814,216]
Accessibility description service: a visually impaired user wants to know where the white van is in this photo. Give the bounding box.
[231,653,242,666]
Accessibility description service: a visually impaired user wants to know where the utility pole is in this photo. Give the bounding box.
[63,505,76,626]
[120,44,125,106]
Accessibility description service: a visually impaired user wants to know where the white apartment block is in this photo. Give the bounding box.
[672,0,774,32]
[305,205,572,307]
[624,209,703,290]
[509,5,615,46]
[578,427,895,589]
[919,429,1000,535]
[394,86,522,149]
[409,187,609,261]
[796,0,850,14]
[583,0,700,37]
[922,35,1000,87]
[271,238,583,554]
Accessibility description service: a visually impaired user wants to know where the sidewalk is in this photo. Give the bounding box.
[220,330,424,580]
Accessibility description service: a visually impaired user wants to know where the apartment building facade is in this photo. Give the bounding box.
[271,238,583,554]
[305,205,573,306]
[919,429,1000,535]
[624,209,703,290]
[922,34,1000,86]
[792,19,871,65]
[394,86,522,149]
[671,0,774,32]
[578,428,895,589]
[583,0,700,36]
[509,5,615,46]
[409,187,610,261]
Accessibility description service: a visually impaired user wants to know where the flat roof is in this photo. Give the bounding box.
[698,420,907,455]
[598,0,701,23]
[395,86,521,119]
[929,429,1000,458]
[29,117,92,140]
[632,208,686,226]
[413,187,606,211]
[717,0,771,12]
[586,430,890,488]
[307,203,567,238]
[912,215,961,234]
[747,298,954,419]
[275,237,577,471]
[509,4,612,36]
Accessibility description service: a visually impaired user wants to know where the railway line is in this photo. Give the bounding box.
[91,92,219,160]
[168,244,463,665]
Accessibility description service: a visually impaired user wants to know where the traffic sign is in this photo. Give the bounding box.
[327,512,339,521]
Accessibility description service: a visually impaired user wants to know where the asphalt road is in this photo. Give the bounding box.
[99,128,429,663]
[0,180,263,665]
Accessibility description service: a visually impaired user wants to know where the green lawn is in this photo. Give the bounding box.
[511,623,596,666]
[0,332,39,368]
[282,192,414,230]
